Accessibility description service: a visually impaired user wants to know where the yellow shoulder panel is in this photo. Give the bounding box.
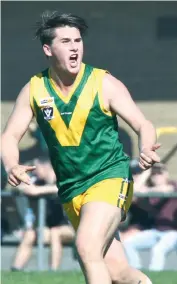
[30,72,44,114]
[93,68,112,117]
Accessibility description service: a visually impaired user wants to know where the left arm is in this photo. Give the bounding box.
[103,74,161,169]
[18,183,58,196]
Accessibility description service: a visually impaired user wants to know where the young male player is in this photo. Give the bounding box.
[2,11,160,283]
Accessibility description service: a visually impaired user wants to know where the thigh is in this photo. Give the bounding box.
[63,194,83,230]
[105,236,129,270]
[64,178,133,230]
[83,178,133,222]
[77,201,122,254]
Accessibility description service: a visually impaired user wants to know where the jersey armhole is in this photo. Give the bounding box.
[29,72,43,116]
[97,70,114,117]
[29,78,36,116]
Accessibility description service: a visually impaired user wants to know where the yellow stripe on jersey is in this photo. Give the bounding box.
[30,69,100,146]
[49,63,85,103]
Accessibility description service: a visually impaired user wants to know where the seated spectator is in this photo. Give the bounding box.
[120,159,153,241]
[122,163,177,271]
[11,157,75,271]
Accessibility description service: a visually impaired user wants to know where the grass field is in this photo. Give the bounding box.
[2,271,177,284]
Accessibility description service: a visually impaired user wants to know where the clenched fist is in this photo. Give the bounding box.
[139,143,161,170]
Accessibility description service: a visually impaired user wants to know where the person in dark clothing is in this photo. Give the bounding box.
[123,163,177,271]
[11,158,75,271]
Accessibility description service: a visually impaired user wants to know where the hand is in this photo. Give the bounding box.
[139,143,161,170]
[8,164,36,187]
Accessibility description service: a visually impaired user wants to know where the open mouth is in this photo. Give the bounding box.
[69,54,78,63]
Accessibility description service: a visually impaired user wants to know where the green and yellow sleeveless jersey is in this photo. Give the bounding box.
[30,63,132,203]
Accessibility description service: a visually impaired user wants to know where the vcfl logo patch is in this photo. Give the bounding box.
[42,107,54,120]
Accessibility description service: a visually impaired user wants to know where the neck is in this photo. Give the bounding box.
[50,65,78,89]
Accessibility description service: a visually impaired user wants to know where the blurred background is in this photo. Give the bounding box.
[1,1,177,273]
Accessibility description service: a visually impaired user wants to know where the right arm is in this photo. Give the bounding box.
[1,82,36,186]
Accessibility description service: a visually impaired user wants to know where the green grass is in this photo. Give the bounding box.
[2,271,177,284]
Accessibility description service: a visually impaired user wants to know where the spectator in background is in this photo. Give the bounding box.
[11,157,75,271]
[120,159,154,241]
[123,163,177,271]
[1,160,8,242]
[12,123,48,239]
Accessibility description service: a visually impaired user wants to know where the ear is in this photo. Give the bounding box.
[43,44,52,57]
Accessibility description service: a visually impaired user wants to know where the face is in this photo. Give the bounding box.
[43,26,84,75]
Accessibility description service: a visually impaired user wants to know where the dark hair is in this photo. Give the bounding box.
[35,10,88,45]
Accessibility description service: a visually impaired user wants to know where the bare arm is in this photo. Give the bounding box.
[18,183,58,196]
[1,83,35,185]
[103,74,160,169]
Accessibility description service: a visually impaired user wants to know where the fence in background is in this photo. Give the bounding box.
[1,190,177,270]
